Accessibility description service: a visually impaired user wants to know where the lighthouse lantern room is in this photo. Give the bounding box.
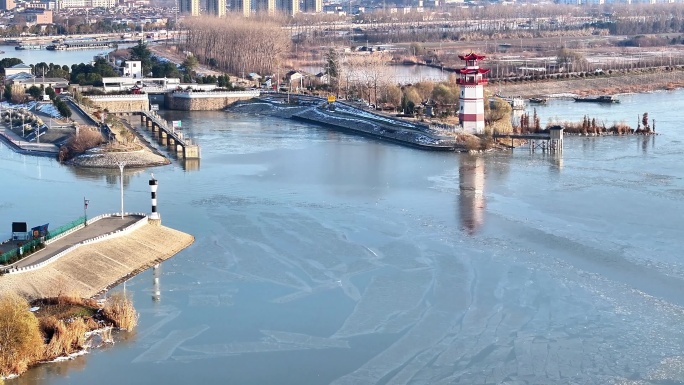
[457,53,490,134]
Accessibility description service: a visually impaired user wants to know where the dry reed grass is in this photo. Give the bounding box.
[58,128,104,162]
[103,293,138,330]
[0,294,43,377]
[40,317,88,360]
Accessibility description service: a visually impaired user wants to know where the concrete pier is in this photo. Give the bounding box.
[0,222,194,299]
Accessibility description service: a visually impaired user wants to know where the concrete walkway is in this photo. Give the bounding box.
[0,127,59,154]
[11,215,142,269]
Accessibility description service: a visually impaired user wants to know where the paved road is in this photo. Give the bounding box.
[12,215,142,269]
[0,128,59,154]
[64,99,98,127]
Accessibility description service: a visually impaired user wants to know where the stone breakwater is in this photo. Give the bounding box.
[228,98,460,151]
[68,148,170,168]
[0,223,195,299]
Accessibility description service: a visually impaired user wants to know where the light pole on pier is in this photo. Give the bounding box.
[117,161,127,219]
[84,197,89,225]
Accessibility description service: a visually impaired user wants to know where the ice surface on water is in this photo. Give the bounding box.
[260,330,350,349]
[184,187,684,383]
[188,293,234,307]
[135,307,182,347]
[331,253,469,384]
[179,330,350,359]
[132,325,209,363]
[332,269,433,339]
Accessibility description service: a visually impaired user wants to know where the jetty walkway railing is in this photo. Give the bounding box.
[141,110,195,146]
[2,213,148,275]
[0,216,86,265]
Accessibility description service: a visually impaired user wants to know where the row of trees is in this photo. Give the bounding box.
[322,50,461,114]
[182,17,290,76]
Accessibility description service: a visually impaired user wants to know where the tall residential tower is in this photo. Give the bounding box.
[207,0,226,16]
[230,0,250,16]
[179,0,199,16]
[302,0,321,12]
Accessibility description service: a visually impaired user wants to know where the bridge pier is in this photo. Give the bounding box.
[129,111,202,162]
[183,145,200,159]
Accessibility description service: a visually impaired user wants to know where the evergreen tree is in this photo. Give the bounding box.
[324,48,340,95]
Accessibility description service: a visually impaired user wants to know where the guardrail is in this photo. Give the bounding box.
[172,90,260,98]
[5,213,148,275]
[140,111,188,146]
[0,216,86,265]
[87,94,150,101]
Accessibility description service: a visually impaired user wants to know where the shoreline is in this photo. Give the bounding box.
[495,69,684,99]
[228,95,465,151]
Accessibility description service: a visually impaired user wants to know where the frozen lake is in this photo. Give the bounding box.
[4,90,684,385]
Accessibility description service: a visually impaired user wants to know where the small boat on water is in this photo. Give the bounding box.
[494,94,526,110]
[529,97,547,104]
[574,95,619,103]
[15,44,42,50]
[45,44,67,51]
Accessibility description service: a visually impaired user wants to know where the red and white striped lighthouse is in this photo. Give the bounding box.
[457,52,490,134]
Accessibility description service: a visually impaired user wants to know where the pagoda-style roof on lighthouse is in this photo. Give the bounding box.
[458,68,491,75]
[458,53,486,61]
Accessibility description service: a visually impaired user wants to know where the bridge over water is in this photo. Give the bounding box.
[134,110,200,159]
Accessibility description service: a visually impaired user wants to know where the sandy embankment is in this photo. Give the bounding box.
[0,224,194,299]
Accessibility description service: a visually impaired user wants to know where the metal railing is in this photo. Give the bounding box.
[6,213,149,275]
[0,216,85,266]
[0,238,44,265]
[46,216,86,241]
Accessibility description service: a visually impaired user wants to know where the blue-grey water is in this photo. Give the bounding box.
[3,90,684,384]
[0,45,128,67]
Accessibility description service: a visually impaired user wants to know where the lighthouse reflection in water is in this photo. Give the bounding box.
[459,155,485,235]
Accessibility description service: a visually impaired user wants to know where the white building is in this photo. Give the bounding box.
[4,63,32,77]
[58,0,116,8]
[123,60,142,79]
[102,77,181,92]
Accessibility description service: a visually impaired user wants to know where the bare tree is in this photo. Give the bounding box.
[182,16,290,76]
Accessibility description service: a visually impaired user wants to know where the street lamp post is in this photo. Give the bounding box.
[117,162,126,219]
[84,197,89,225]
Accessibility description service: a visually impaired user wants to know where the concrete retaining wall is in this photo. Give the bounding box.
[166,91,260,110]
[87,95,150,112]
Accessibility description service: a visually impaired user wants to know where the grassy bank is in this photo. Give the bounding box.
[0,292,138,378]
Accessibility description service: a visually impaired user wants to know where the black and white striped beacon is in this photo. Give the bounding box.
[149,174,161,224]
